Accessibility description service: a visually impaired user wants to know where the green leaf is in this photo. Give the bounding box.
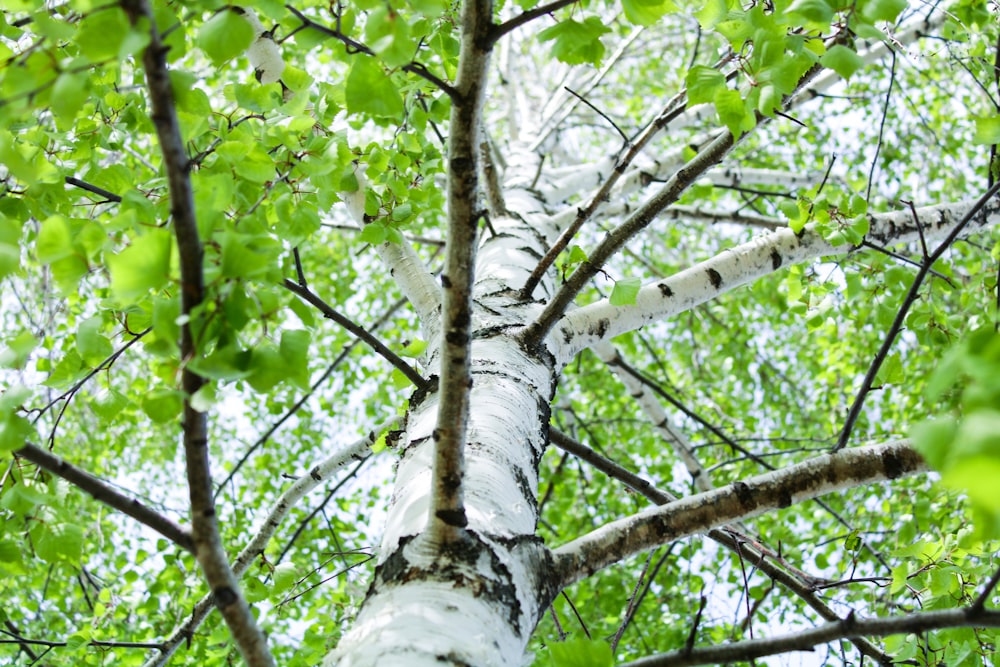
[272,562,299,594]
[820,44,865,79]
[912,417,958,470]
[786,0,834,24]
[0,330,37,369]
[549,637,614,667]
[538,18,612,65]
[694,0,729,29]
[713,88,755,139]
[686,66,726,106]
[360,223,388,245]
[858,0,907,23]
[76,317,113,365]
[621,0,676,26]
[108,229,172,301]
[140,388,184,423]
[280,329,311,389]
[75,7,131,62]
[610,277,641,306]
[36,215,74,263]
[400,339,427,357]
[50,72,89,124]
[34,522,83,563]
[364,6,416,69]
[346,57,404,120]
[973,115,1000,146]
[89,389,130,422]
[196,10,255,67]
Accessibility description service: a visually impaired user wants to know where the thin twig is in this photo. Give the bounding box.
[835,179,1000,451]
[489,0,579,43]
[284,4,458,99]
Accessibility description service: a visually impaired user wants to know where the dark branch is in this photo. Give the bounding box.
[834,179,1000,451]
[14,442,194,553]
[284,4,458,99]
[489,0,579,44]
[120,2,273,664]
[616,607,1000,667]
[282,279,426,388]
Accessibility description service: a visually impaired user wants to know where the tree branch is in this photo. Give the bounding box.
[834,179,1000,451]
[549,428,895,664]
[341,165,442,336]
[489,0,579,44]
[282,278,427,388]
[552,193,1000,364]
[428,0,494,544]
[120,2,273,665]
[552,440,926,590]
[616,607,1000,667]
[284,4,458,99]
[14,442,193,553]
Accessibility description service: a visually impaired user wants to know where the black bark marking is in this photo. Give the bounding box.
[213,587,237,606]
[441,274,452,288]
[770,249,782,270]
[732,481,755,508]
[707,268,723,289]
[436,508,469,528]
[658,283,673,298]
[881,449,905,479]
[588,318,609,339]
[446,330,469,346]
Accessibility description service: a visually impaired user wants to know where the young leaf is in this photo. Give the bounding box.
[621,0,676,26]
[538,17,611,65]
[346,57,404,120]
[108,229,172,301]
[820,44,865,79]
[686,66,726,106]
[610,277,641,306]
[196,10,255,67]
[973,115,1000,146]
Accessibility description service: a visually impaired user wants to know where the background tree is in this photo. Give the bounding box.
[1,0,1000,666]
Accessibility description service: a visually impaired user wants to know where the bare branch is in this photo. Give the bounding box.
[552,440,925,590]
[14,442,193,553]
[282,278,427,388]
[616,607,1000,667]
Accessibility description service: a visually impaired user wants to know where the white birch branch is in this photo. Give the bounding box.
[551,195,1000,364]
[552,440,926,589]
[341,168,441,334]
[592,341,714,493]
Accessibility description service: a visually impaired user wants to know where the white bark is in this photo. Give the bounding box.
[592,341,714,493]
[327,151,562,667]
[551,195,1000,364]
[341,171,441,335]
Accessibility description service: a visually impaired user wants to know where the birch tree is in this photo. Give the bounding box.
[2,0,1000,666]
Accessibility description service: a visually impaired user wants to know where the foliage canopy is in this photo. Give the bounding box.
[1,0,1000,665]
